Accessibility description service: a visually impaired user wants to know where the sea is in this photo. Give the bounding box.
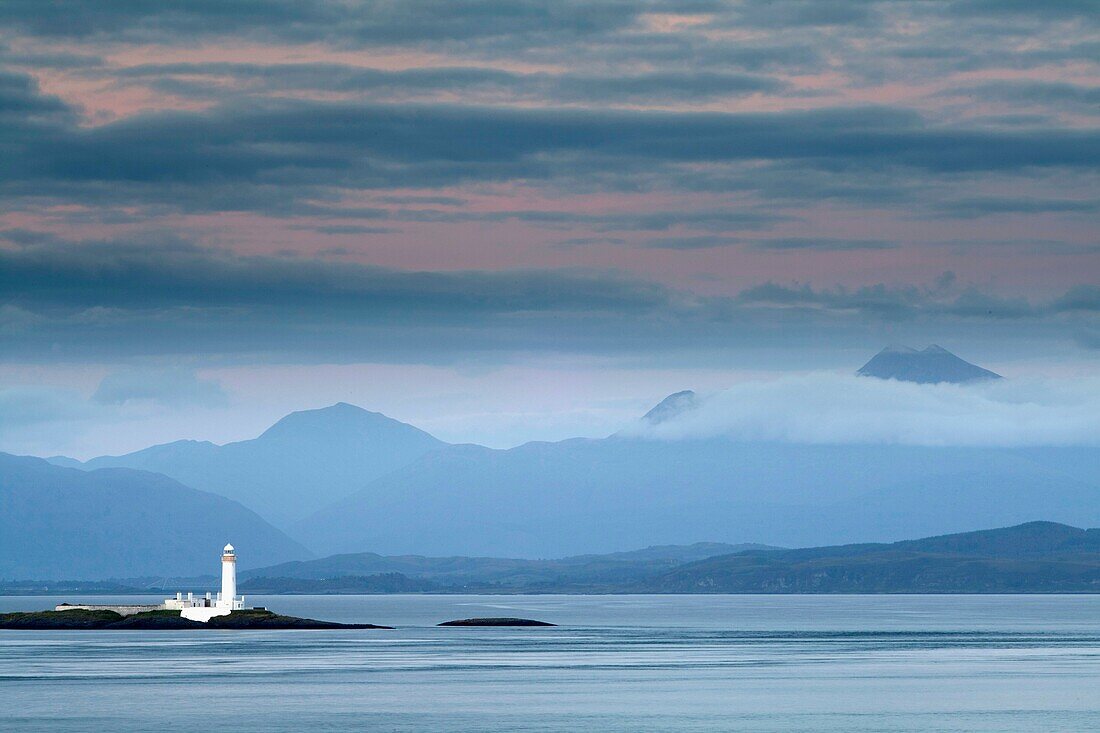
[2,594,1099,732]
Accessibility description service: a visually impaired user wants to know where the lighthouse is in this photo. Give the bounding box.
[163,543,247,622]
[221,543,237,604]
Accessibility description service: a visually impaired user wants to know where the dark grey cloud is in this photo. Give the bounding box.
[719,0,881,29]
[637,234,898,251]
[554,236,629,248]
[1054,285,1100,314]
[0,0,680,45]
[738,280,1099,321]
[640,236,743,250]
[946,81,1100,107]
[4,70,1097,217]
[0,45,103,70]
[392,208,788,231]
[374,195,467,206]
[933,197,1100,219]
[4,1,1092,49]
[0,71,72,120]
[0,236,671,316]
[747,237,897,251]
[1,236,1094,363]
[945,0,1098,20]
[881,41,1100,77]
[113,62,785,103]
[290,224,399,235]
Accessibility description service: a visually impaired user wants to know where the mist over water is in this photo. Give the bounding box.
[3,595,1099,732]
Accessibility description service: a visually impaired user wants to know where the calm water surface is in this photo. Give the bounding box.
[2,594,1098,732]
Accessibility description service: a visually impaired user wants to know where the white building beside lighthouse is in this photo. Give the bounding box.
[163,543,247,622]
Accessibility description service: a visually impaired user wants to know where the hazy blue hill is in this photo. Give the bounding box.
[72,403,445,529]
[0,453,310,579]
[294,437,1100,557]
[857,344,1002,384]
[44,456,83,468]
[888,521,1100,559]
[239,541,778,586]
[241,523,1100,594]
[563,542,779,564]
[650,522,1100,593]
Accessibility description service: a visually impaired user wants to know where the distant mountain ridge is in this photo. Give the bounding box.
[0,453,309,579]
[231,522,1100,594]
[651,521,1100,593]
[56,403,445,529]
[239,542,779,587]
[857,344,1002,384]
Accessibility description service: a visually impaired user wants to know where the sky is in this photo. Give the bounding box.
[0,0,1097,457]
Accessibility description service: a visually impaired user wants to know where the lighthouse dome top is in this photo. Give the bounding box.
[223,543,234,553]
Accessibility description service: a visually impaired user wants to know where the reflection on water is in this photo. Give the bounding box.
[2,595,1099,732]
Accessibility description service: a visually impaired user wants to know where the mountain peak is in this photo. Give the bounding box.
[259,403,388,439]
[857,344,1002,384]
[643,390,699,424]
[880,344,918,355]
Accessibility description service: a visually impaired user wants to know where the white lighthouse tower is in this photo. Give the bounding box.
[164,543,247,622]
[221,543,237,605]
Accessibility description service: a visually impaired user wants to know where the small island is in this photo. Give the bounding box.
[438,617,556,627]
[0,607,392,630]
[0,543,391,630]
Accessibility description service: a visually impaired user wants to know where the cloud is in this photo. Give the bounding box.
[0,385,109,457]
[92,367,228,408]
[393,208,787,231]
[932,197,1100,219]
[0,236,672,315]
[289,224,399,235]
[747,237,897,251]
[626,372,1100,446]
[722,0,880,29]
[636,234,901,251]
[0,70,72,121]
[0,0,701,59]
[0,377,228,457]
[0,386,95,428]
[945,81,1100,107]
[0,237,1095,363]
[3,65,1097,216]
[1053,285,1100,314]
[736,280,1100,321]
[640,235,744,249]
[113,62,786,104]
[945,0,1097,20]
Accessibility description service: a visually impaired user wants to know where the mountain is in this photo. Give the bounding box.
[44,455,83,468]
[241,523,1100,594]
[65,403,445,529]
[240,542,778,587]
[642,390,699,424]
[293,438,1100,557]
[649,522,1100,593]
[0,453,310,579]
[857,344,1002,384]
